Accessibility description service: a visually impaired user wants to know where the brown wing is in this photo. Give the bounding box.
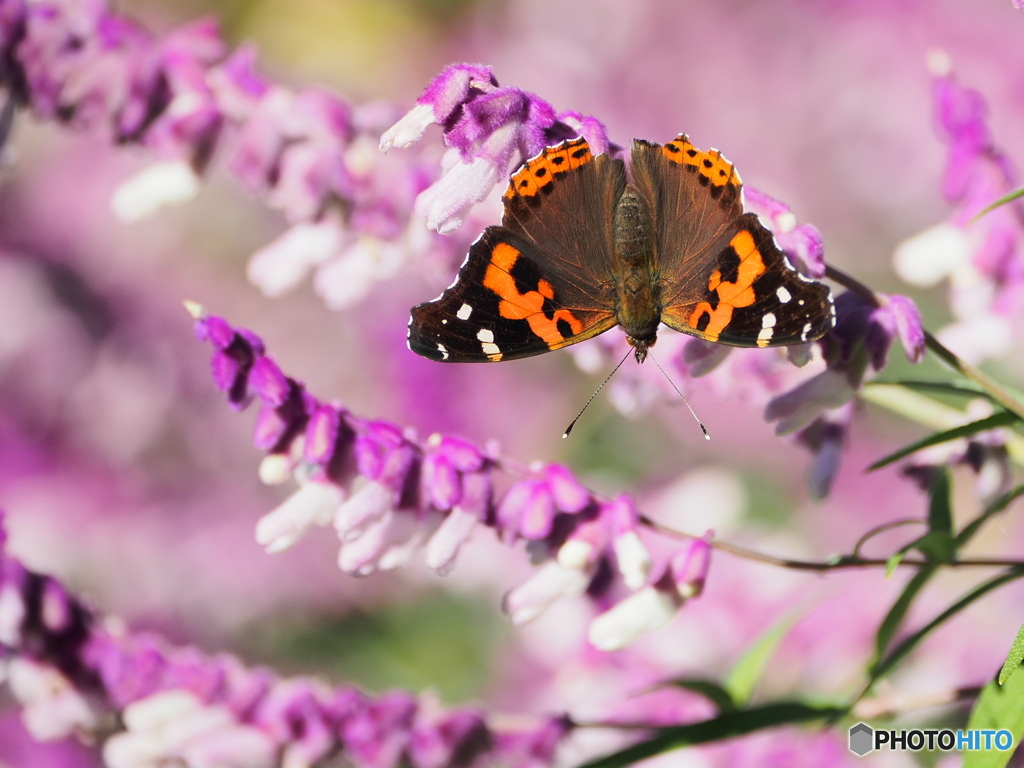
[632,134,834,347]
[407,138,628,363]
[501,137,627,309]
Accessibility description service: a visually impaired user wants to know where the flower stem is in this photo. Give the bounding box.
[641,516,1024,571]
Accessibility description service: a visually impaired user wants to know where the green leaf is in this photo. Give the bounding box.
[927,469,952,536]
[575,702,847,768]
[998,625,1024,686]
[663,678,737,713]
[868,411,1020,472]
[910,531,956,563]
[885,549,907,578]
[957,485,1024,548]
[871,565,939,670]
[878,474,953,592]
[911,469,957,563]
[970,186,1024,224]
[962,665,1024,768]
[870,379,993,401]
[725,614,797,706]
[869,569,1024,688]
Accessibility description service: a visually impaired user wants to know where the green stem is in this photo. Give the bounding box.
[922,330,1024,422]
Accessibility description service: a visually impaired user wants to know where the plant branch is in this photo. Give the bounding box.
[642,516,1024,572]
[851,685,983,720]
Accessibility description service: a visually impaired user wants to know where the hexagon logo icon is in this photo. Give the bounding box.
[849,722,874,756]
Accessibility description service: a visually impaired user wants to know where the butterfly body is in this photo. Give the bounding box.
[409,135,834,364]
[605,184,661,361]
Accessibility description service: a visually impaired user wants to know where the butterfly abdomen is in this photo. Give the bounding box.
[612,186,661,361]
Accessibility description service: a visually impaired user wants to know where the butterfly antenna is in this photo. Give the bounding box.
[648,352,710,440]
[562,349,632,438]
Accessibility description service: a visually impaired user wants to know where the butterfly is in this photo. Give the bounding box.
[408,135,834,364]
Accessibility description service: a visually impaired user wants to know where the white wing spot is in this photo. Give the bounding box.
[457,303,473,320]
[761,312,777,329]
[477,328,494,343]
[441,319,447,324]
[800,322,812,341]
[436,343,449,360]
[777,286,792,304]
[757,326,774,347]
[798,299,805,306]
[481,341,501,356]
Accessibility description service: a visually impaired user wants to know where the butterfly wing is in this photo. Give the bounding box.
[631,135,835,347]
[501,137,626,285]
[408,226,617,362]
[409,138,626,362]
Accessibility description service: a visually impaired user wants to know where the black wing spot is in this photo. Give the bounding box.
[698,174,710,186]
[551,156,565,166]
[535,167,548,178]
[695,311,711,333]
[571,147,589,159]
[556,317,574,339]
[686,148,698,157]
[509,252,543,296]
[702,158,713,168]
[519,179,529,188]
[719,244,742,286]
[665,143,680,154]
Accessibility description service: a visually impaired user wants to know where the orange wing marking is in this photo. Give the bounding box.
[662,135,741,188]
[503,138,594,199]
[686,230,766,341]
[483,243,584,345]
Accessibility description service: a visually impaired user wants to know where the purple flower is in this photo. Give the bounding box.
[382,63,609,234]
[604,495,652,591]
[379,63,496,152]
[797,410,852,500]
[424,470,491,575]
[0,2,473,310]
[491,716,569,768]
[895,58,1024,363]
[341,692,417,768]
[874,293,926,364]
[497,479,556,542]
[765,289,923,443]
[503,560,594,625]
[255,480,343,554]
[408,708,490,768]
[587,534,711,651]
[0,513,572,764]
[670,532,713,600]
[190,308,719,636]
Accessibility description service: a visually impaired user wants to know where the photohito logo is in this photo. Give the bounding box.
[848,722,1014,757]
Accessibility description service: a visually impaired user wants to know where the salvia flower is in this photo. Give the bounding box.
[894,54,1024,363]
[0,510,569,767]
[382,63,610,234]
[587,534,712,652]
[189,305,708,638]
[0,0,463,309]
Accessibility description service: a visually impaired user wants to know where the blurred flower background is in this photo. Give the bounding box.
[2,0,1024,765]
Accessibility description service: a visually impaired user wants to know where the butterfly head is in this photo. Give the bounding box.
[627,333,655,364]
